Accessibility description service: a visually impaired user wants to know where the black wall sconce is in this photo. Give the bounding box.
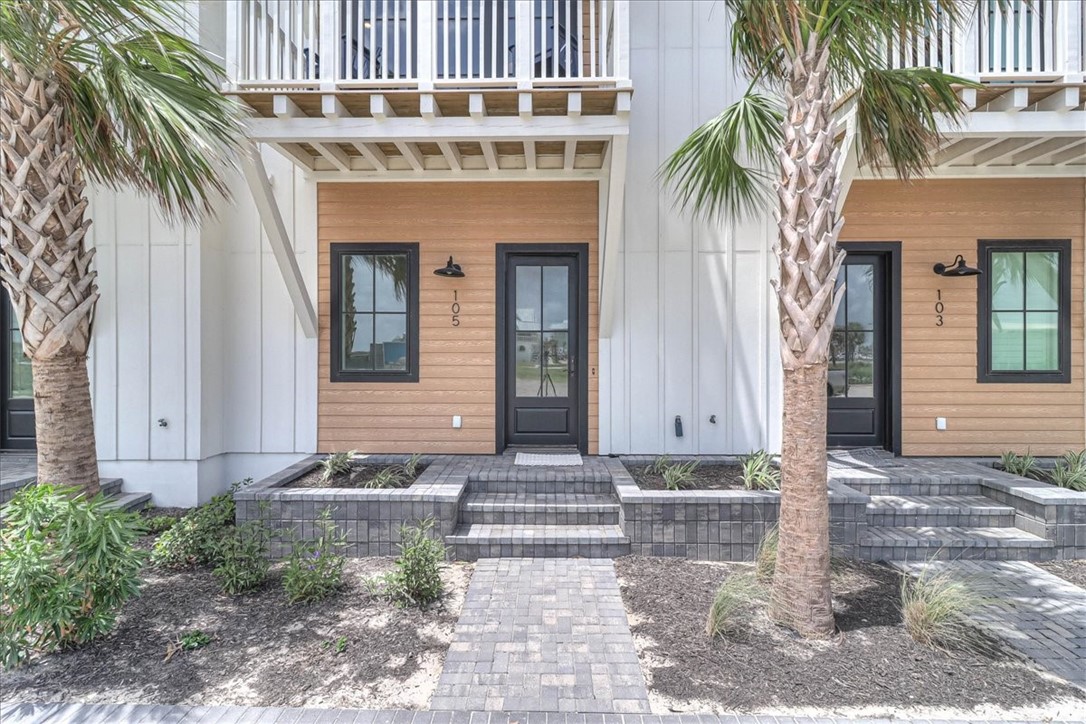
[933,255,981,277]
[434,256,465,278]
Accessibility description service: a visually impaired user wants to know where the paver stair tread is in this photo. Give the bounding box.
[861,526,1053,547]
[100,477,123,495]
[103,491,152,511]
[462,492,619,511]
[448,523,629,543]
[866,495,1014,514]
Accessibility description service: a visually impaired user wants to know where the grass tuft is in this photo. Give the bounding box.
[320,450,356,484]
[900,566,988,652]
[662,460,699,491]
[739,450,780,490]
[705,572,762,638]
[999,449,1038,478]
[1047,449,1086,491]
[754,525,778,582]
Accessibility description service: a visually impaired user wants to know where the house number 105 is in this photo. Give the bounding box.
[935,289,944,327]
[451,290,461,327]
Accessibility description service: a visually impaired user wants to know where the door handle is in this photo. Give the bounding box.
[568,356,575,377]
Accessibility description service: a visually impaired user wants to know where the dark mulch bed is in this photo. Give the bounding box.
[615,556,1084,714]
[627,463,753,491]
[1039,560,1086,589]
[1,555,471,709]
[286,463,428,489]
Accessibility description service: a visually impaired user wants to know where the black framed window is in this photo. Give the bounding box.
[978,239,1071,383]
[330,243,419,382]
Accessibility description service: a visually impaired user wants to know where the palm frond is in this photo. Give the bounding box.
[659,92,783,219]
[855,67,971,180]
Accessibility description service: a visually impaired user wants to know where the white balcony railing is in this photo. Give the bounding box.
[885,0,1083,80]
[226,0,630,89]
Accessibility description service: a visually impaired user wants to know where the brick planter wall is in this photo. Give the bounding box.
[978,467,1086,560]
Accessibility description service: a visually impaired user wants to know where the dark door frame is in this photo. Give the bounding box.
[495,243,589,454]
[830,241,902,455]
[1,287,35,450]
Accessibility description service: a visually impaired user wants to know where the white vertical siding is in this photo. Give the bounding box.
[604,0,781,454]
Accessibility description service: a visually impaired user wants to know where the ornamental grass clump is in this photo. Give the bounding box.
[900,566,987,653]
[371,518,448,608]
[662,460,699,491]
[739,450,780,491]
[999,450,1039,479]
[705,572,762,638]
[754,525,779,582]
[283,509,347,604]
[1047,450,1086,492]
[319,450,356,484]
[0,485,146,670]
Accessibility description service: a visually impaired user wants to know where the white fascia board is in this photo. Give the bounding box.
[245,115,630,143]
[858,165,1085,179]
[310,168,606,182]
[938,110,1086,137]
[598,136,628,338]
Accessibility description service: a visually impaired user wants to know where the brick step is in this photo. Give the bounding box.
[460,492,620,525]
[100,477,123,497]
[866,495,1016,528]
[104,491,152,512]
[834,476,983,497]
[447,524,630,560]
[859,526,1054,562]
[467,478,614,496]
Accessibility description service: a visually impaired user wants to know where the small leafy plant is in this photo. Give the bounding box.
[150,481,249,570]
[283,509,347,604]
[366,466,406,489]
[144,515,179,535]
[164,630,212,662]
[648,455,672,475]
[213,519,274,595]
[739,450,781,491]
[999,450,1039,478]
[1047,450,1086,491]
[662,460,699,491]
[0,485,146,670]
[323,636,349,654]
[705,572,761,638]
[900,567,987,652]
[371,518,447,608]
[403,453,423,478]
[320,450,356,484]
[754,525,778,582]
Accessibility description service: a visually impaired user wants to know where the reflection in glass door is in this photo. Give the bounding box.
[1,287,35,449]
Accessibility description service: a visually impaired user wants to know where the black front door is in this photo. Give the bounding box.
[1,288,35,450]
[499,246,587,451]
[827,252,889,449]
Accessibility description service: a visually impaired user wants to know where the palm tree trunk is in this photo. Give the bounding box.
[768,38,845,638]
[0,63,100,496]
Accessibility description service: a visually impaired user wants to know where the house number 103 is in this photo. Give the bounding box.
[451,290,461,327]
[935,289,944,327]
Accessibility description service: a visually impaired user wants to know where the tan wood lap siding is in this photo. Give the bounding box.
[318,181,599,454]
[840,178,1085,456]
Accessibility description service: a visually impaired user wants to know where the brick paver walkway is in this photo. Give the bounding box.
[896,560,1086,685]
[430,558,650,713]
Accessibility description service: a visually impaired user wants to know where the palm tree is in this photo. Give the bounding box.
[1,0,239,495]
[662,0,972,637]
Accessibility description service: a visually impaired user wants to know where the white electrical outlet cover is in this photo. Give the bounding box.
[935,417,947,431]
[452,415,462,429]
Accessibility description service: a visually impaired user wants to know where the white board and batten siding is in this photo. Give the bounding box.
[599,0,782,455]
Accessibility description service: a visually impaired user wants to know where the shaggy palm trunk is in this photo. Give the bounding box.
[0,63,100,496]
[768,38,845,638]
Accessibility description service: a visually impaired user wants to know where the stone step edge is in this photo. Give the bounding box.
[104,491,152,512]
[447,524,630,543]
[861,526,1053,548]
[865,496,1015,514]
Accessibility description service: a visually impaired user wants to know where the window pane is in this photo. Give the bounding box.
[9,329,32,398]
[990,252,1024,311]
[515,331,542,396]
[1025,251,1059,311]
[374,254,408,312]
[516,266,542,330]
[846,264,874,330]
[343,256,374,312]
[374,314,407,370]
[847,331,875,398]
[343,313,374,370]
[991,311,1024,371]
[828,327,847,398]
[1025,311,1059,371]
[833,274,846,328]
[542,331,569,397]
[543,266,569,331]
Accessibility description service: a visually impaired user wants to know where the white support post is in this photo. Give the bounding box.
[416,0,435,90]
[322,94,348,118]
[960,3,979,79]
[225,0,241,87]
[598,135,627,337]
[1061,0,1083,79]
[241,143,319,339]
[319,0,337,87]
[613,0,630,86]
[515,0,533,89]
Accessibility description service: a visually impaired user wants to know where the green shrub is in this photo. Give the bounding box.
[662,460,699,491]
[0,485,146,670]
[999,450,1039,478]
[647,455,671,475]
[739,450,780,491]
[213,519,273,595]
[754,525,778,582]
[372,518,447,608]
[283,509,347,604]
[705,572,761,638]
[320,450,356,484]
[900,567,986,652]
[145,515,179,535]
[150,480,249,570]
[1047,450,1086,491]
[177,630,211,650]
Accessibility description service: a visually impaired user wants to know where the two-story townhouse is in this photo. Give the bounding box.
[1,0,1083,506]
